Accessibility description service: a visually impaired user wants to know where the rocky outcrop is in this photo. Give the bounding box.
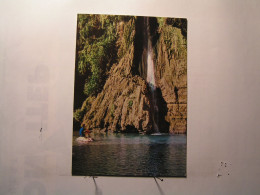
[82,45,154,133]
[79,17,187,134]
[155,24,187,134]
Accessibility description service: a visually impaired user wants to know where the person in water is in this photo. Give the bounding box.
[79,124,85,137]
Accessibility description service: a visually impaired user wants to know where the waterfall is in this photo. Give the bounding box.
[145,18,159,133]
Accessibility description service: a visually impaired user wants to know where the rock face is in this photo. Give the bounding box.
[155,25,187,134]
[79,17,187,134]
[82,45,154,133]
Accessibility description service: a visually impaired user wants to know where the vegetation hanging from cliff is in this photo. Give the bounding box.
[75,15,137,98]
[76,14,120,96]
[74,15,136,122]
[157,17,187,38]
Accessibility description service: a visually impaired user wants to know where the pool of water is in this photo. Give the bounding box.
[72,133,186,177]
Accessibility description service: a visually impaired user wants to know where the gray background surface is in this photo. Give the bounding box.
[1,0,260,194]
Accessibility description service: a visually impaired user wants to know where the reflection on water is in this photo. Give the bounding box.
[72,133,186,177]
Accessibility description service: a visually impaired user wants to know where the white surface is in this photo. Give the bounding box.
[1,0,260,194]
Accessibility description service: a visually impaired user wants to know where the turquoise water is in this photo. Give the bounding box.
[72,133,186,177]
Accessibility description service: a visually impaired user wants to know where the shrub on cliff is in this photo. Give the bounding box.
[73,96,94,122]
[74,109,84,122]
[76,14,120,97]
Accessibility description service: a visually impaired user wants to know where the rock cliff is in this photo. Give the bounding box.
[82,45,154,133]
[155,22,187,134]
[75,16,187,134]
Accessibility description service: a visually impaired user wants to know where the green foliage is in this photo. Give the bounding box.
[128,100,133,108]
[158,22,187,78]
[73,96,94,122]
[110,104,117,118]
[73,109,84,122]
[117,19,135,58]
[123,20,135,50]
[76,14,121,97]
[82,96,94,111]
[157,17,166,29]
[162,25,187,59]
[74,15,137,124]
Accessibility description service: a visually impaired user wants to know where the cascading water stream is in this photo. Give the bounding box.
[145,18,159,133]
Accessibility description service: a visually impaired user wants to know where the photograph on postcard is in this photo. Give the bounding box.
[72,14,187,177]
